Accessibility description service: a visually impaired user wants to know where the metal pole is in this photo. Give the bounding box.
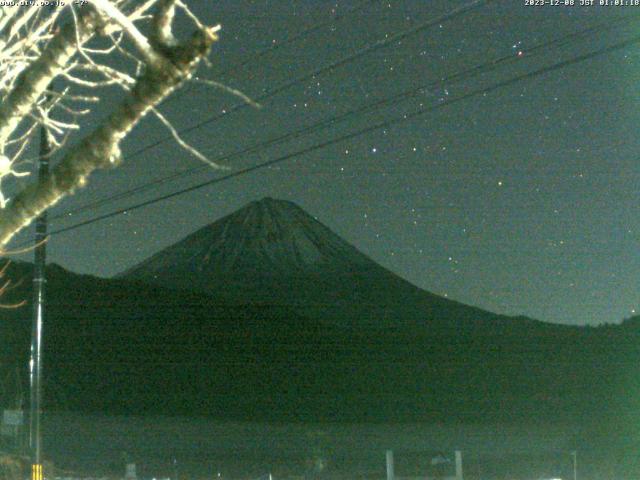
[29,99,51,480]
[571,450,577,480]
[385,450,394,480]
[455,450,463,480]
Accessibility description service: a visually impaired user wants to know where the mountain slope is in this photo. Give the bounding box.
[0,259,628,424]
[120,197,373,278]
[119,197,534,331]
[0,261,637,428]
[3,199,638,427]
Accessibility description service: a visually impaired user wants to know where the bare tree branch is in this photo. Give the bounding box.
[0,8,102,150]
[88,0,161,65]
[0,22,220,247]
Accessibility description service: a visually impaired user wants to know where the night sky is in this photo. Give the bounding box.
[6,0,640,326]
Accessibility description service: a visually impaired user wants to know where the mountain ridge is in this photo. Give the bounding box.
[2,199,638,428]
[118,197,542,331]
[119,197,374,278]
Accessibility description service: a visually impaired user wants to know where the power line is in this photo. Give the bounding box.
[53,0,493,218]
[217,0,380,78]
[162,0,380,106]
[54,13,639,220]
[41,32,640,240]
[118,0,490,161]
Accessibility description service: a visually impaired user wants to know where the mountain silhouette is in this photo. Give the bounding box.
[0,199,638,431]
[122,197,373,277]
[119,197,534,331]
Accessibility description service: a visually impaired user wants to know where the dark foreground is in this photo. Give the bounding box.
[34,413,638,480]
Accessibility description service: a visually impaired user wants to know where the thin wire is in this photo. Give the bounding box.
[117,0,491,161]
[40,33,640,240]
[54,13,640,220]
[218,0,380,78]
[162,0,380,106]
[53,0,494,218]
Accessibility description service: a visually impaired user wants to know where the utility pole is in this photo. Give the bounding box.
[455,450,463,480]
[29,96,51,480]
[385,450,394,480]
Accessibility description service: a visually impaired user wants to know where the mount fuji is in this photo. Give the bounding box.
[119,197,530,331]
[0,198,634,426]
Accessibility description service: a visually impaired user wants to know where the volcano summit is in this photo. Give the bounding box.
[119,197,514,330]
